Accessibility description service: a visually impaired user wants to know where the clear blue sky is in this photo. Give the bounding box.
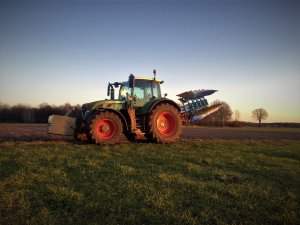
[0,0,299,122]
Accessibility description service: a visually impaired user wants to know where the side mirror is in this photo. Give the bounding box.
[128,74,135,88]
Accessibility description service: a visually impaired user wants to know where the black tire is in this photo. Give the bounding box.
[147,103,182,143]
[74,128,88,142]
[74,110,87,141]
[88,111,122,145]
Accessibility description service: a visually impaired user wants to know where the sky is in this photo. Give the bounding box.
[0,0,299,122]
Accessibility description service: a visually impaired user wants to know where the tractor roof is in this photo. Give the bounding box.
[134,76,163,83]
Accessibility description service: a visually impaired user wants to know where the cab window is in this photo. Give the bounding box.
[134,80,152,100]
[152,81,161,98]
[119,82,131,100]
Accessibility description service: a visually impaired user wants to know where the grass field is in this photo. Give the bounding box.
[0,140,299,225]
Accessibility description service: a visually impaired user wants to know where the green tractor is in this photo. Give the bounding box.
[48,70,222,144]
[73,70,182,144]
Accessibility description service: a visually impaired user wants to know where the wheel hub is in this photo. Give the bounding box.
[158,118,168,131]
[101,124,110,133]
[96,119,116,139]
[156,112,176,136]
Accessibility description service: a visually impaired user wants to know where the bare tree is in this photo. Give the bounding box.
[252,108,268,127]
[234,109,240,121]
[207,100,232,127]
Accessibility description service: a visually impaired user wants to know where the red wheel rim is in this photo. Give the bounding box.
[96,119,116,139]
[156,112,176,136]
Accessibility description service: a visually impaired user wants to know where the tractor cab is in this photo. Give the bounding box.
[119,77,163,107]
[107,72,164,108]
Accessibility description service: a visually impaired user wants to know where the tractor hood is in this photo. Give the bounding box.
[82,99,124,111]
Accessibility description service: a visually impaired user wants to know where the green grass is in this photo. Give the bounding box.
[0,141,299,225]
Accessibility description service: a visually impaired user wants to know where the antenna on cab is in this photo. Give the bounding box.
[153,69,156,80]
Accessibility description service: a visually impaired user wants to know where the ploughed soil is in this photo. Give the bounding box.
[0,123,73,142]
[182,126,300,141]
[0,123,299,143]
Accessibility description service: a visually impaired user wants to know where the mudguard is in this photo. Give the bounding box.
[95,108,129,132]
[139,98,181,115]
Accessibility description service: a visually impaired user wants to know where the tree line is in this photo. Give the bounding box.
[0,103,80,123]
[0,101,235,125]
[188,101,272,127]
[1,101,277,127]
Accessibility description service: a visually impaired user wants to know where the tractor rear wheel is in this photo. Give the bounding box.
[147,104,182,143]
[88,111,122,145]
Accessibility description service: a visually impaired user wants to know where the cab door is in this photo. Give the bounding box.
[132,80,153,107]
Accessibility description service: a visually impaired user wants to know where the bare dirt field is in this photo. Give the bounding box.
[0,123,299,143]
[0,123,73,142]
[182,126,300,140]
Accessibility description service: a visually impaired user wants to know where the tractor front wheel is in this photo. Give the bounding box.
[88,111,122,145]
[147,104,182,143]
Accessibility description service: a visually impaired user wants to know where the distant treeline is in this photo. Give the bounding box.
[1,103,299,128]
[0,103,80,123]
